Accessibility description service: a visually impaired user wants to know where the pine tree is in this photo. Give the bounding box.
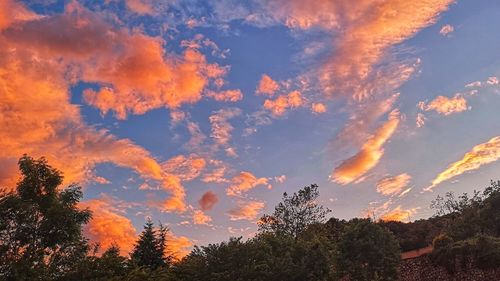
[130,219,169,270]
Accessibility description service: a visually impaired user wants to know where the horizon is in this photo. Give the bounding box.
[1,0,500,258]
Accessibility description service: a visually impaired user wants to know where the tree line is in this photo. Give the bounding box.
[1,155,499,280]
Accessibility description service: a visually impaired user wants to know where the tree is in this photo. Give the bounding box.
[430,180,500,241]
[0,155,91,280]
[93,245,129,280]
[335,219,400,281]
[172,184,335,281]
[172,234,334,281]
[131,219,172,270]
[258,184,330,238]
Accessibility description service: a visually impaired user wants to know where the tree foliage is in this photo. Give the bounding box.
[258,184,330,238]
[428,180,500,271]
[131,219,172,270]
[0,155,91,281]
[335,219,401,281]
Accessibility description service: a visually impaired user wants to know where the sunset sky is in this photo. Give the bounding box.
[1,0,500,257]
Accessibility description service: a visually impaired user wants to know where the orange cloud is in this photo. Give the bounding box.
[265,1,451,181]
[0,2,207,212]
[192,210,212,225]
[3,2,228,120]
[199,190,218,211]
[83,47,227,119]
[332,111,400,184]
[311,103,327,114]
[228,200,265,221]
[162,154,206,181]
[323,1,452,99]
[426,136,500,191]
[329,92,401,155]
[207,89,243,102]
[157,175,187,213]
[376,173,412,196]
[0,0,38,30]
[263,91,304,116]
[256,74,280,96]
[166,233,193,260]
[226,171,271,196]
[125,0,155,15]
[419,93,469,115]
[80,198,138,256]
[381,206,419,222]
[267,0,452,98]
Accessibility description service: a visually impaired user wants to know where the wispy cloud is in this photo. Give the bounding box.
[162,154,207,181]
[207,89,243,102]
[381,206,419,222]
[439,24,454,37]
[228,200,265,221]
[376,173,412,196]
[226,171,271,196]
[209,107,242,152]
[332,111,401,185]
[426,136,500,191]
[418,93,469,116]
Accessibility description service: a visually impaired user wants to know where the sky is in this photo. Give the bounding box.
[1,0,500,258]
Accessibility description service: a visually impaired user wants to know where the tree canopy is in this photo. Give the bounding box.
[0,155,91,280]
[258,183,330,238]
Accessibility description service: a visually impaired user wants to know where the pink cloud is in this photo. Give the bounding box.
[207,89,243,102]
[199,191,218,211]
[439,24,454,36]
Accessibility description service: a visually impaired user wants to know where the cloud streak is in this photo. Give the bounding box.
[228,200,265,221]
[332,111,401,185]
[426,136,500,191]
[376,173,412,196]
[419,93,469,116]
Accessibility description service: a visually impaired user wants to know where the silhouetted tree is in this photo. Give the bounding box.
[258,184,330,238]
[335,219,400,281]
[172,184,335,281]
[93,245,129,279]
[131,219,172,270]
[0,155,91,281]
